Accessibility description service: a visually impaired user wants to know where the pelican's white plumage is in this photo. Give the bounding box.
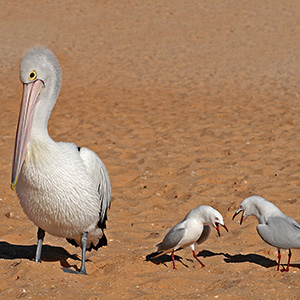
[12,47,111,274]
[147,205,228,269]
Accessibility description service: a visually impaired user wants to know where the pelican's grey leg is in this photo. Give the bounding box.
[35,227,45,262]
[79,231,88,275]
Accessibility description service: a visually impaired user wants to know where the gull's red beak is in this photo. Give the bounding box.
[215,223,228,237]
[232,209,244,225]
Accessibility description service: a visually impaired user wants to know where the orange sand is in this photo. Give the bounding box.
[1,1,300,299]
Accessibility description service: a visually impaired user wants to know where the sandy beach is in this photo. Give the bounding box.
[1,1,300,299]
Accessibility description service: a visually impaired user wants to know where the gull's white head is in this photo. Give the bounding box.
[188,205,228,236]
[232,195,281,224]
[12,47,62,190]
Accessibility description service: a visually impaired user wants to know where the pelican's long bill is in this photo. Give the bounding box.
[11,80,44,190]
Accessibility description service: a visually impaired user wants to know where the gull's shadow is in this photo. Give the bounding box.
[147,249,300,270]
[146,251,188,268]
[197,250,279,268]
[0,241,80,270]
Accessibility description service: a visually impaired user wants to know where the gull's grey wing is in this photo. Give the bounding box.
[257,216,300,250]
[157,224,186,252]
[286,215,300,230]
[196,225,211,245]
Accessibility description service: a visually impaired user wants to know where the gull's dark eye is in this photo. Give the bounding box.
[29,70,37,81]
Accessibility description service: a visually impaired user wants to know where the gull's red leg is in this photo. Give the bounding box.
[281,249,291,272]
[277,249,281,271]
[192,250,205,267]
[171,250,177,270]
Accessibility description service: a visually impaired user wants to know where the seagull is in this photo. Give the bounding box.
[233,195,300,272]
[11,47,111,274]
[147,205,228,269]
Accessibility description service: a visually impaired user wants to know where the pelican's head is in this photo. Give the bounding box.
[11,47,62,190]
[20,47,61,92]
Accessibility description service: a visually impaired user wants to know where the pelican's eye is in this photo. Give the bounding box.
[29,70,37,81]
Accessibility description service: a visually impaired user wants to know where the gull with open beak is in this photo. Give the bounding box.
[11,47,111,274]
[147,205,228,269]
[233,196,300,272]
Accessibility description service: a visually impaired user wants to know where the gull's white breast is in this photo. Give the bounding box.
[177,219,204,249]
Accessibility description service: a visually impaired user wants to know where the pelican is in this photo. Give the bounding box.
[11,47,111,274]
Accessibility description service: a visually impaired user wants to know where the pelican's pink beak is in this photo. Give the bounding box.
[11,80,44,190]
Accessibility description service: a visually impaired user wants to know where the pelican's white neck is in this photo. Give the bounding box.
[29,103,51,140]
[30,67,61,142]
[30,91,57,142]
[12,47,62,189]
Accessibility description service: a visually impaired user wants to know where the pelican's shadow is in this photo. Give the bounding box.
[0,241,80,269]
[197,250,300,269]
